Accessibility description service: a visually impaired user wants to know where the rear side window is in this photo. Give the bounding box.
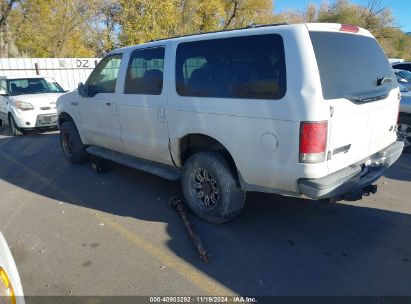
[176,34,286,100]
[125,47,165,95]
[393,64,411,71]
[310,31,396,101]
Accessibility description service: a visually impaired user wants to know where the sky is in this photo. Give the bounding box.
[274,0,411,33]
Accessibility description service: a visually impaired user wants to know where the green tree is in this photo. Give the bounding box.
[3,0,410,60]
[275,0,411,60]
[222,0,272,29]
[117,0,179,46]
[181,0,225,33]
[12,0,99,57]
[0,0,20,57]
[87,0,121,56]
[113,0,273,47]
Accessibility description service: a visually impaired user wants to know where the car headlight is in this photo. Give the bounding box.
[0,267,16,304]
[14,101,34,111]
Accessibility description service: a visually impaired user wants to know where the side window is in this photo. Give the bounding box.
[0,80,7,94]
[176,34,286,99]
[87,54,122,97]
[124,47,165,95]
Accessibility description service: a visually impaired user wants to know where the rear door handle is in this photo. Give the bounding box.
[105,102,111,106]
[158,107,166,123]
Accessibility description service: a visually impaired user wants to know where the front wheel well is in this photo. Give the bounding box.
[179,134,239,180]
[7,112,16,124]
[58,112,74,128]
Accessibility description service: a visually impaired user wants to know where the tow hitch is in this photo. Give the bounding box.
[362,184,378,196]
[331,184,378,203]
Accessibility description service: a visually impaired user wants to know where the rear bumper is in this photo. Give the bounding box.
[298,141,404,200]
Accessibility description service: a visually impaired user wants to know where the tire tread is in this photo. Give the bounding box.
[181,151,245,223]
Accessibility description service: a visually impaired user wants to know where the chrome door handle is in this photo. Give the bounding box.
[159,107,165,118]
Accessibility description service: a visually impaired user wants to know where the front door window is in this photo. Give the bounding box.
[87,54,123,97]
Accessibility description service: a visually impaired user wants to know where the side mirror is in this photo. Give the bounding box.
[78,82,87,97]
[0,88,8,96]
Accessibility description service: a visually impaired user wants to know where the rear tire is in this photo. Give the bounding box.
[60,121,88,164]
[398,114,411,153]
[181,151,246,224]
[8,115,23,136]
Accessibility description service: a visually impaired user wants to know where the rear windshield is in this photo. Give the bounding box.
[310,31,396,102]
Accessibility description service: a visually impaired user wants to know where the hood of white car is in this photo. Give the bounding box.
[9,93,65,108]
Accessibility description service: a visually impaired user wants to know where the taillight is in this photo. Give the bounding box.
[299,121,328,163]
[340,24,359,33]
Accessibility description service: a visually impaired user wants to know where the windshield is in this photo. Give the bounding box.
[7,78,64,96]
[397,70,411,82]
[310,31,396,101]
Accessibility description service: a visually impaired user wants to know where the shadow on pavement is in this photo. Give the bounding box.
[383,153,411,182]
[0,130,411,296]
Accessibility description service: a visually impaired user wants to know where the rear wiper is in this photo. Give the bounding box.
[376,77,392,86]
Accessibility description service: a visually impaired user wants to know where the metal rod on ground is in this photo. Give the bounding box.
[169,197,210,262]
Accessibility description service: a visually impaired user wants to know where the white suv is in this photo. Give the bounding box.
[0,76,65,136]
[57,23,403,223]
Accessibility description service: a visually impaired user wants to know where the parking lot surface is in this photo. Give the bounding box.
[0,128,411,297]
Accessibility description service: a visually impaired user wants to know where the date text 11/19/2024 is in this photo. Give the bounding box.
[149,296,258,303]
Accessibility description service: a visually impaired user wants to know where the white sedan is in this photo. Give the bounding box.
[0,76,66,136]
[0,232,24,304]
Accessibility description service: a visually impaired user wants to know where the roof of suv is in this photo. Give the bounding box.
[109,23,372,55]
[392,62,411,66]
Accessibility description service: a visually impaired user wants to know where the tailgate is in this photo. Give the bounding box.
[309,26,399,173]
[327,95,398,172]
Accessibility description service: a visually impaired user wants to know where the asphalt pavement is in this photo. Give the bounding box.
[0,127,411,297]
